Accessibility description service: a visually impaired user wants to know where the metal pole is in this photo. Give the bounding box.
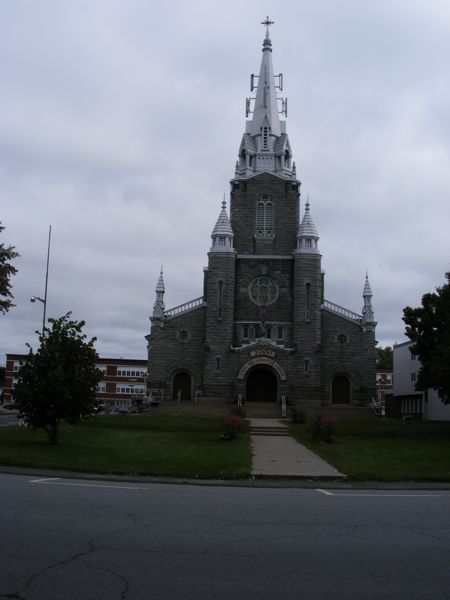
[42,225,51,336]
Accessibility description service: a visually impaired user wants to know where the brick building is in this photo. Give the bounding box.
[146,24,377,409]
[3,354,147,409]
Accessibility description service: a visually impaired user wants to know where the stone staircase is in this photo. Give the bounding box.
[142,402,376,420]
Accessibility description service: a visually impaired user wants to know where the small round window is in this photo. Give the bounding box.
[179,330,189,341]
[248,276,279,306]
[337,334,347,344]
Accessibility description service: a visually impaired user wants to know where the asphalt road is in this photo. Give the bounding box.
[1,473,450,599]
[0,412,19,427]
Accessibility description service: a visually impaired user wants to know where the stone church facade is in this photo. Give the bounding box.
[146,24,376,408]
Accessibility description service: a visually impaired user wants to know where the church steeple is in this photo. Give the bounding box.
[235,17,294,180]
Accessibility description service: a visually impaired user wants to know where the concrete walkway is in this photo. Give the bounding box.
[250,418,345,479]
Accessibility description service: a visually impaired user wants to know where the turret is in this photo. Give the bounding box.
[296,199,319,254]
[210,198,234,252]
[151,268,165,323]
[361,272,376,329]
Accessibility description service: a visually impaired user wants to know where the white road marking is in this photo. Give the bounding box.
[29,480,147,490]
[29,478,61,483]
[316,489,447,497]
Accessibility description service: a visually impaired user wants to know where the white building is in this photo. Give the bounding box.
[393,341,450,421]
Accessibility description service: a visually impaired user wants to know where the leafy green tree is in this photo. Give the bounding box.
[15,313,102,444]
[0,222,20,314]
[403,272,450,404]
[376,346,393,369]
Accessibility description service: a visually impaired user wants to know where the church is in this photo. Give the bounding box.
[146,20,377,410]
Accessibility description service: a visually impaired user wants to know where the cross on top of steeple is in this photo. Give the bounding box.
[261,16,274,37]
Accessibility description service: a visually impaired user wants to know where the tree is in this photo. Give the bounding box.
[403,272,450,404]
[15,313,102,444]
[376,346,393,369]
[0,222,20,314]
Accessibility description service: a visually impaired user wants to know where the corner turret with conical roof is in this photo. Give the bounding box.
[296,199,320,254]
[151,268,165,323]
[210,197,234,252]
[235,17,294,180]
[361,272,376,329]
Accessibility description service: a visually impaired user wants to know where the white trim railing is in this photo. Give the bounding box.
[165,296,205,318]
[322,299,362,322]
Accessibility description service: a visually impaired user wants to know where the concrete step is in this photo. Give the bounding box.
[250,426,289,437]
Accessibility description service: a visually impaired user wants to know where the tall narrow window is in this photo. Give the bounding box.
[256,196,273,238]
[216,357,221,371]
[304,359,310,373]
[305,283,311,320]
[263,126,268,149]
[218,280,223,318]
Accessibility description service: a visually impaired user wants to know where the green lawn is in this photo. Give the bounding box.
[289,419,450,481]
[0,415,251,479]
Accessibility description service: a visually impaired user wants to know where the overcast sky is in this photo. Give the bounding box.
[1,0,450,364]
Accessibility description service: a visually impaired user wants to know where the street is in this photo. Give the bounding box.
[1,473,450,599]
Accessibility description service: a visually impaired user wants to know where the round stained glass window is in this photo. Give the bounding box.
[248,276,279,306]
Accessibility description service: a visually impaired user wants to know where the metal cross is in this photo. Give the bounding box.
[261,16,274,36]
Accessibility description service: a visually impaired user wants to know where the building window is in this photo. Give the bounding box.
[243,325,249,339]
[277,326,283,340]
[262,126,268,149]
[179,330,189,341]
[117,368,146,377]
[304,359,310,373]
[305,283,311,320]
[116,385,146,394]
[96,365,107,374]
[218,280,223,318]
[256,196,273,237]
[411,352,416,361]
[265,325,272,339]
[216,357,221,370]
[411,372,416,383]
[249,276,279,306]
[97,383,106,393]
[337,334,347,344]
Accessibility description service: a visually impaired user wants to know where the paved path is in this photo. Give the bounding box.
[250,418,345,479]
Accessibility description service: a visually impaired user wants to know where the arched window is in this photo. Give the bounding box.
[256,195,273,238]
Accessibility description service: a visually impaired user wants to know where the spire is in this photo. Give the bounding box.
[296,198,320,254]
[362,272,376,328]
[235,18,294,180]
[210,196,234,252]
[152,267,165,320]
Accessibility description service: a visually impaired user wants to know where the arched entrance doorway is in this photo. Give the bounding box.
[172,371,192,401]
[246,367,277,402]
[331,375,351,404]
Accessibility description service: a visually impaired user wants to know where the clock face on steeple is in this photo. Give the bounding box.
[248,276,279,306]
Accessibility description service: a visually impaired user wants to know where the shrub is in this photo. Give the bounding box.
[220,415,245,441]
[291,406,308,424]
[311,415,337,443]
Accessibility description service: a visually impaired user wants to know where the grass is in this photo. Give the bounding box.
[288,418,450,481]
[0,415,251,479]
